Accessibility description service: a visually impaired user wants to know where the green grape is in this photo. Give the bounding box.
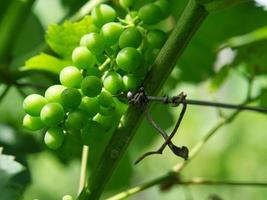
[93,113,116,130]
[99,104,116,116]
[61,88,82,109]
[79,96,99,117]
[101,70,109,82]
[116,47,141,72]
[45,85,66,104]
[72,46,95,69]
[23,94,47,116]
[44,127,64,149]
[23,114,44,131]
[81,76,103,97]
[91,4,117,27]
[119,0,134,9]
[155,0,170,19]
[59,66,82,88]
[67,128,81,137]
[101,22,123,46]
[138,3,162,25]
[81,121,105,145]
[62,195,73,200]
[113,97,128,115]
[55,132,82,160]
[122,74,139,91]
[98,90,114,107]
[119,27,142,48]
[65,110,88,130]
[98,99,126,129]
[103,71,122,94]
[80,34,90,46]
[93,113,120,131]
[86,66,102,77]
[80,33,105,55]
[147,29,167,49]
[40,103,65,126]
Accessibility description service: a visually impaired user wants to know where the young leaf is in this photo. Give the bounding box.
[23,53,71,74]
[45,16,98,58]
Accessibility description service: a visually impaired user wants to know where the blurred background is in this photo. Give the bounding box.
[1,0,267,199]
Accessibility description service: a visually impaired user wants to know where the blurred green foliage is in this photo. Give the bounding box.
[0,0,267,200]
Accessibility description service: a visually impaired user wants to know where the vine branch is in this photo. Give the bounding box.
[106,177,267,200]
[78,145,89,195]
[146,95,267,114]
[177,178,267,187]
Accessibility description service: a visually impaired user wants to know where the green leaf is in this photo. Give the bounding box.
[45,16,98,58]
[23,53,71,74]
[223,26,267,48]
[221,26,267,75]
[0,147,30,200]
[173,2,267,83]
[12,13,44,59]
[0,147,24,186]
[233,41,267,75]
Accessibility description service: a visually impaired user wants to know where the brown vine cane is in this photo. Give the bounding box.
[127,87,189,164]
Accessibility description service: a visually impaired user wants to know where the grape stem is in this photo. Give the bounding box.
[99,57,111,72]
[78,145,89,195]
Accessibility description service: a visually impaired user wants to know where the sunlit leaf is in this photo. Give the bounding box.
[23,53,71,74]
[222,26,267,48]
[45,16,98,58]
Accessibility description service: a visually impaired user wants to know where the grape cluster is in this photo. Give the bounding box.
[22,0,170,149]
